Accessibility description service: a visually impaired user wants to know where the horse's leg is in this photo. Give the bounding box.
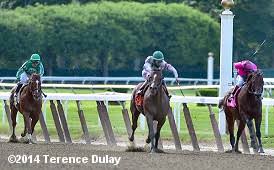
[29,115,39,144]
[234,120,246,153]
[146,114,155,153]
[246,119,257,150]
[225,109,235,152]
[21,113,32,144]
[8,106,18,143]
[129,109,140,146]
[154,118,166,153]
[255,116,264,153]
[21,122,27,137]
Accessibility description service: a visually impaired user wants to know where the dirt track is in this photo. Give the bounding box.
[1,141,274,170]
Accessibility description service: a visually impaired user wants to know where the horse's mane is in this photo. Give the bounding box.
[246,70,263,84]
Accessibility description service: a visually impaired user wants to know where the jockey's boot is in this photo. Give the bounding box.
[137,80,148,96]
[14,83,23,102]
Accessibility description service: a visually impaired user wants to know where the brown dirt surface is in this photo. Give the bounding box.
[0,141,274,170]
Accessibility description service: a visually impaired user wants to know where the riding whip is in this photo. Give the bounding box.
[248,38,267,58]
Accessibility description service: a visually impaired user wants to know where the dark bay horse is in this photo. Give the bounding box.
[9,74,42,144]
[219,70,264,153]
[129,70,170,153]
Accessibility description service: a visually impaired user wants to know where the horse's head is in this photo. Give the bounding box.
[246,70,264,98]
[29,74,42,101]
[149,69,163,96]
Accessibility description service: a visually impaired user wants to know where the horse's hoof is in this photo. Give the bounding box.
[8,136,18,143]
[144,143,150,152]
[129,141,136,148]
[19,137,30,144]
[149,149,156,154]
[154,148,164,153]
[258,147,264,153]
[225,150,233,153]
[234,150,242,154]
[30,139,37,144]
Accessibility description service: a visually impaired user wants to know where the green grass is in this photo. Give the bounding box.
[1,88,274,148]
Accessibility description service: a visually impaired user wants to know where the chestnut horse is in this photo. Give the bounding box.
[9,73,42,144]
[129,69,170,153]
[219,70,264,153]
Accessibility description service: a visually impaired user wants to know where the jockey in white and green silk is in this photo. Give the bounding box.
[137,51,179,98]
[15,54,44,96]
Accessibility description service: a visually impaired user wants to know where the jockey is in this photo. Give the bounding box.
[228,60,257,107]
[137,51,179,98]
[15,54,44,98]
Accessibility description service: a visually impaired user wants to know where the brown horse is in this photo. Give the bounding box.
[129,69,170,153]
[9,73,42,144]
[219,70,264,153]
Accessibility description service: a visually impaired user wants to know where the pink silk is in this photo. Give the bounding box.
[234,60,257,76]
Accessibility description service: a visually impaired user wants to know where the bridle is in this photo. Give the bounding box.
[29,78,42,101]
[247,72,263,98]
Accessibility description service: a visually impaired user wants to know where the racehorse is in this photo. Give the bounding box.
[219,70,264,153]
[129,69,170,153]
[9,73,42,144]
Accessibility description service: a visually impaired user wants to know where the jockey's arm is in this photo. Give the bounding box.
[16,61,28,80]
[142,62,152,80]
[39,63,44,76]
[163,61,178,79]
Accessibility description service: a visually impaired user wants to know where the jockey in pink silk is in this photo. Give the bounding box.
[137,51,179,98]
[227,60,258,107]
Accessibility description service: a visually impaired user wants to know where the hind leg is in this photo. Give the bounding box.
[129,109,140,144]
[9,106,18,143]
[225,109,235,152]
[255,117,264,153]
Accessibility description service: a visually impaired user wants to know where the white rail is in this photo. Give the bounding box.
[0,76,219,85]
[0,92,273,136]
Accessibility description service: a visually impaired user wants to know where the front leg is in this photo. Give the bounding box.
[146,114,155,153]
[21,113,32,144]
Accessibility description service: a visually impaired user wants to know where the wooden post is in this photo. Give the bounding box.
[167,107,182,150]
[39,112,51,143]
[57,100,72,143]
[96,101,116,146]
[182,103,200,151]
[3,100,12,132]
[50,100,65,142]
[207,105,224,152]
[121,102,132,138]
[76,100,91,144]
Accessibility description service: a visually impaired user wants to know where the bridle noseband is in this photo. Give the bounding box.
[29,79,42,101]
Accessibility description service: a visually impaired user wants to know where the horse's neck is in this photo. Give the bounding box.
[240,85,260,106]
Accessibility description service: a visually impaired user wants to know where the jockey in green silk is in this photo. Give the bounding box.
[137,51,179,98]
[15,54,44,97]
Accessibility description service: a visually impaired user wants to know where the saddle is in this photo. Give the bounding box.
[227,86,242,108]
